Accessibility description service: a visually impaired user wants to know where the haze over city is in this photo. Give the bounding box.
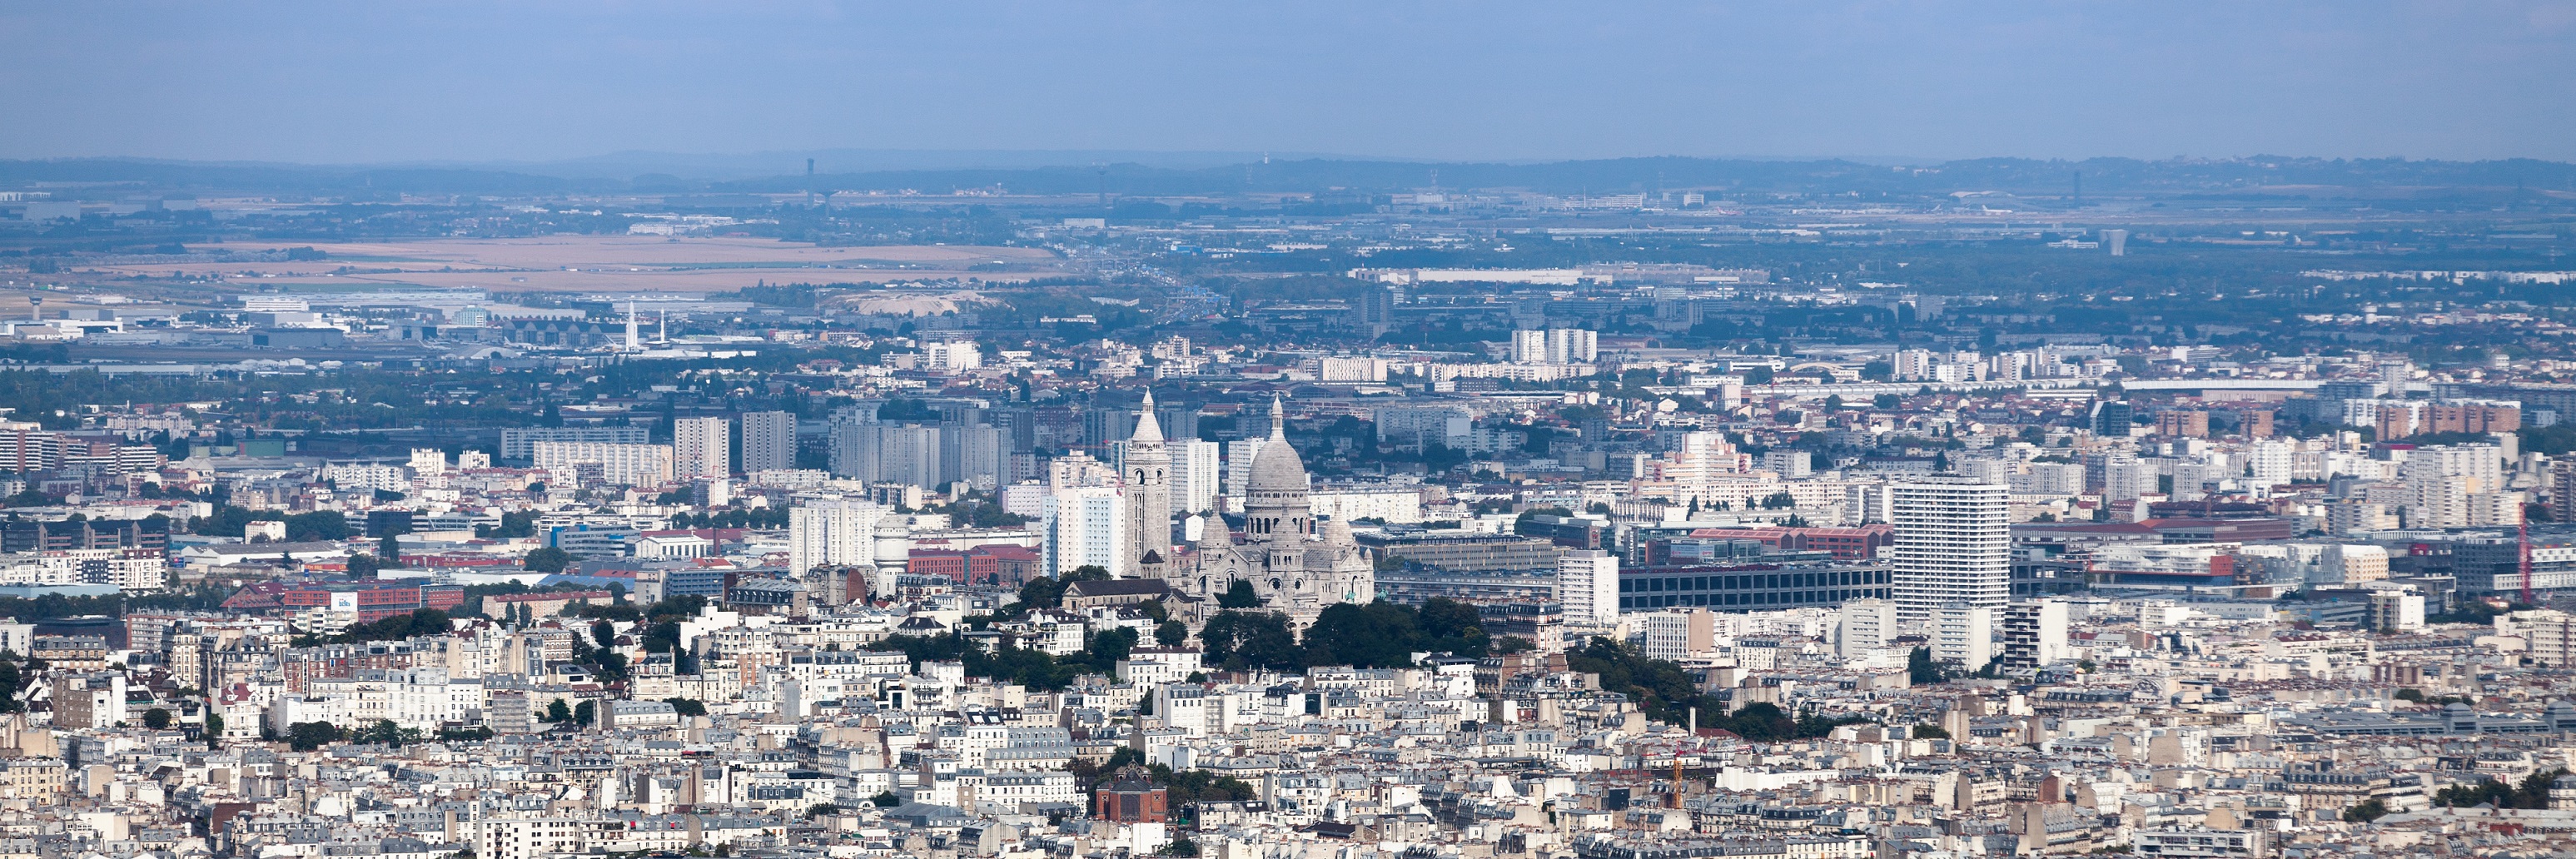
[5,2,2575,164]
[2,5,2576,859]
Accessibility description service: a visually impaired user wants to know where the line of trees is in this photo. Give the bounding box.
[1199,598,1515,672]
[297,608,452,646]
[2434,768,2570,809]
[875,624,1143,692]
[1567,636,1869,740]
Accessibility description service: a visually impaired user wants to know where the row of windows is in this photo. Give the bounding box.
[1623,588,1887,610]
[1619,569,1889,593]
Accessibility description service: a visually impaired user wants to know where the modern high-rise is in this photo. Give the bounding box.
[2088,401,2133,437]
[1353,286,1397,336]
[500,426,649,460]
[2551,460,2576,524]
[740,411,798,473]
[942,425,1009,491]
[1545,328,1598,363]
[673,416,730,479]
[1174,439,1221,514]
[531,441,673,488]
[1930,603,1995,668]
[1222,437,1270,503]
[1557,549,1618,624]
[1890,478,2009,622]
[1043,484,1126,578]
[2001,599,2070,671]
[2102,459,2158,502]
[1629,608,1713,662]
[2246,439,2294,492]
[788,496,883,574]
[1838,598,1899,659]
[830,423,944,489]
[1509,328,1597,365]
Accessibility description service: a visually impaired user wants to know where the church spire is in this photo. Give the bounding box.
[1268,395,1286,441]
[1131,389,1164,444]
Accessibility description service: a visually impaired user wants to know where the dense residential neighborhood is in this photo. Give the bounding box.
[7,126,2576,859]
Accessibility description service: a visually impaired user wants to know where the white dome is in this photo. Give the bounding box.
[1247,437,1308,496]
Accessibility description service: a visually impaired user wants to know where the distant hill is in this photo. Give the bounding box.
[3,154,2570,200]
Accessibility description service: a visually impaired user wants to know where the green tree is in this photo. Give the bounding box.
[356,718,422,746]
[664,698,709,717]
[1086,627,1140,666]
[205,713,224,748]
[1301,602,1420,668]
[1216,578,1262,609]
[1200,610,1300,671]
[2434,767,2570,809]
[1016,565,1111,609]
[328,608,451,644]
[523,547,570,573]
[573,700,595,726]
[287,721,344,752]
[1564,636,1728,727]
[870,790,902,807]
[1154,620,1189,648]
[284,510,352,542]
[1415,597,1490,655]
[544,698,572,722]
[2344,798,2390,822]
[142,708,172,729]
[1907,647,1949,685]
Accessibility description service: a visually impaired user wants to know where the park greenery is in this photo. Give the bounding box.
[1566,636,1870,740]
[2433,768,2571,809]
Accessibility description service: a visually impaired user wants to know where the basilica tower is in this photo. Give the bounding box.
[1123,390,1173,573]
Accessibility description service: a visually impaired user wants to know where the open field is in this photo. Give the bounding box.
[80,236,1064,294]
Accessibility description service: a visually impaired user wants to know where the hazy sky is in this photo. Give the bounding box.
[5,2,2574,166]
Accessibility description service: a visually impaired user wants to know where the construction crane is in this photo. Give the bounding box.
[2523,517,2537,606]
[1669,706,1696,809]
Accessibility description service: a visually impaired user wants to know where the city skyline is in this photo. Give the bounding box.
[3,5,2576,857]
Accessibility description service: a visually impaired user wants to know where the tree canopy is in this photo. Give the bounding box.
[1199,598,1492,672]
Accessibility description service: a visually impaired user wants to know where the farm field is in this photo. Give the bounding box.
[82,236,1063,294]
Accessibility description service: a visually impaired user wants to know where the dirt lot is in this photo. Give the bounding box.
[82,236,1063,294]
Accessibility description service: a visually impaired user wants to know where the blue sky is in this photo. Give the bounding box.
[5,2,2573,165]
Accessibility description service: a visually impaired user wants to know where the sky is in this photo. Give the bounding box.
[3,2,2574,167]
